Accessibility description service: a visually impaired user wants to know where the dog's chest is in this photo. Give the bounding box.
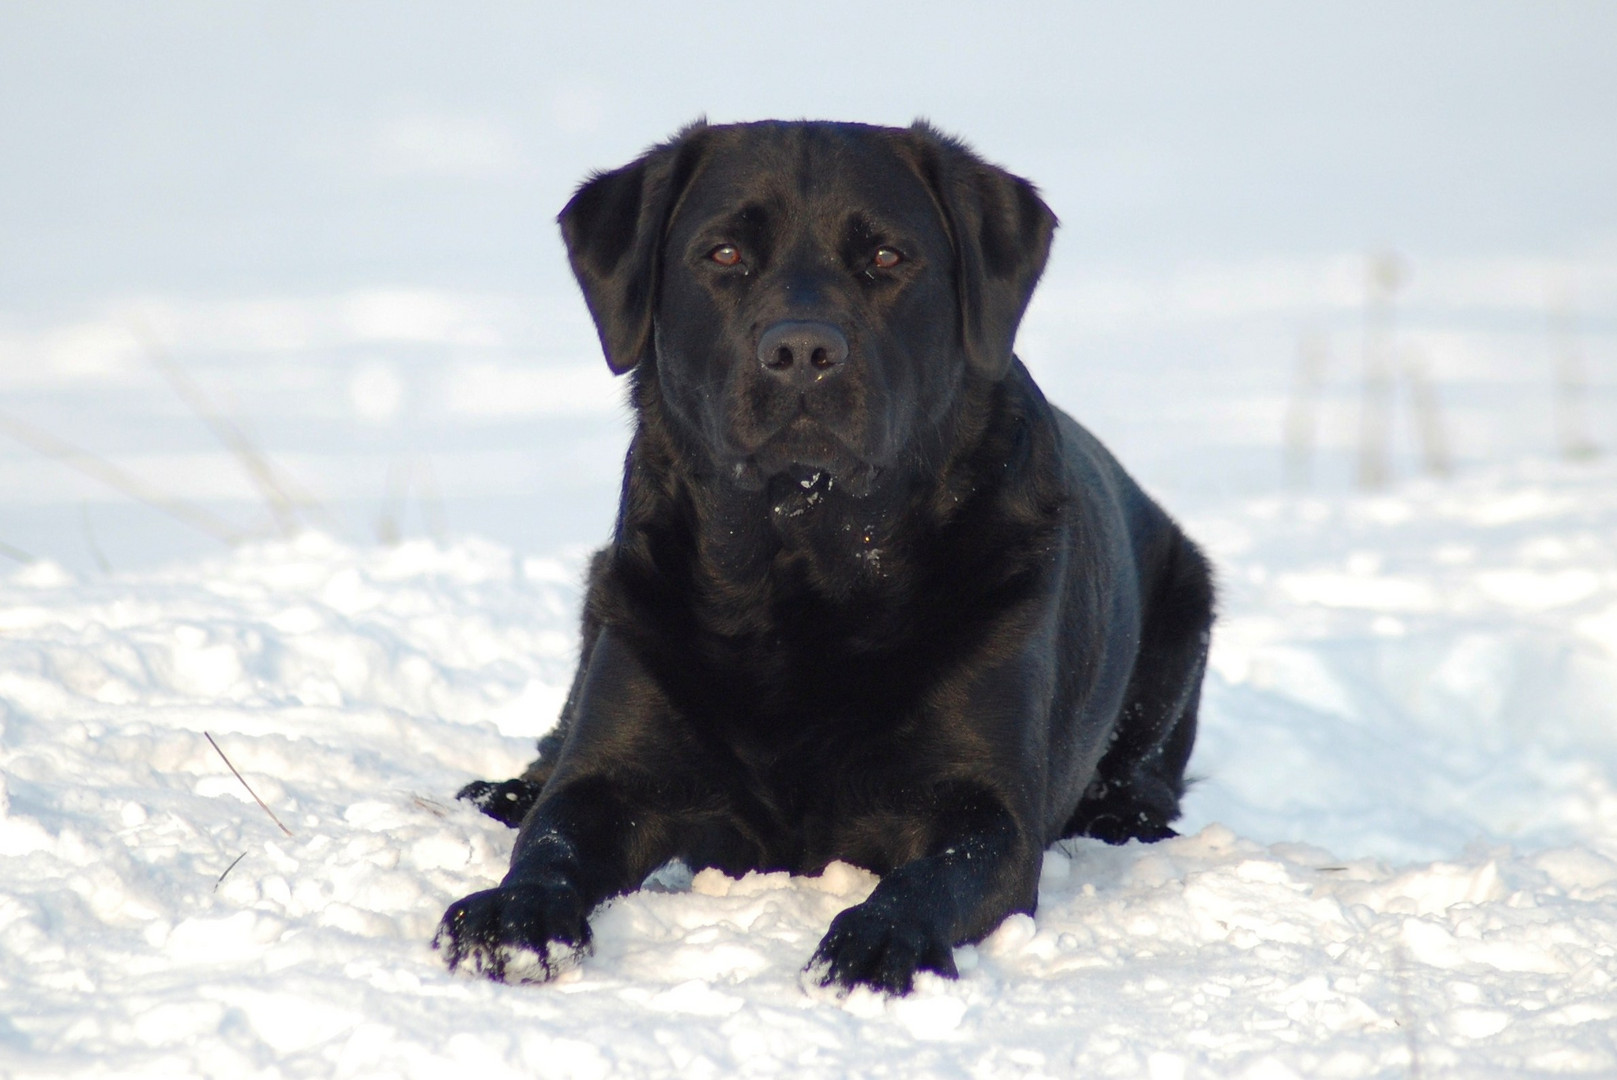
[628,506,1037,736]
[695,704,937,875]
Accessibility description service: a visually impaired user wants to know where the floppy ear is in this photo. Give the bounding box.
[558,124,707,374]
[910,122,1058,380]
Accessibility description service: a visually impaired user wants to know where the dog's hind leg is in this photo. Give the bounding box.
[455,641,587,826]
[456,644,588,826]
[458,551,608,827]
[1064,531,1213,845]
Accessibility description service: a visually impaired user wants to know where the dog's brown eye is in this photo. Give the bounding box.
[872,248,902,270]
[710,244,742,267]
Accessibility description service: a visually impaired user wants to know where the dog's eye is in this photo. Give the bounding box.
[709,244,742,267]
[872,248,903,270]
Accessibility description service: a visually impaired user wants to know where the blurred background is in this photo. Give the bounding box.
[3,0,1615,573]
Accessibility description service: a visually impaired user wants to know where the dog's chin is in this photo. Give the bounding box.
[729,458,881,501]
[727,426,881,499]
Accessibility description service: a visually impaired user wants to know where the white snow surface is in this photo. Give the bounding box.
[5,461,1617,1079]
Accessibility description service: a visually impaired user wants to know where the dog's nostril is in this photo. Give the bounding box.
[811,347,829,369]
[772,345,794,369]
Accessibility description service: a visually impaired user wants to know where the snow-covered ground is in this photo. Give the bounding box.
[5,459,1617,1078]
[5,4,1617,1078]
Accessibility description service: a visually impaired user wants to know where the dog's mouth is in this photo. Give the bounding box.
[728,417,880,499]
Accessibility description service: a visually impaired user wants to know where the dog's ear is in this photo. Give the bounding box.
[909,122,1058,380]
[558,124,708,374]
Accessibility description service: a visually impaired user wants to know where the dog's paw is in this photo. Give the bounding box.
[807,901,959,997]
[1080,810,1178,846]
[433,880,592,984]
[455,778,543,828]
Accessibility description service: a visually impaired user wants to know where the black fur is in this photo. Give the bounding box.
[435,121,1214,996]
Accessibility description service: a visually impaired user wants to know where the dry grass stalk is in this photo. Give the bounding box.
[0,412,244,545]
[132,320,334,536]
[214,851,249,890]
[204,731,294,837]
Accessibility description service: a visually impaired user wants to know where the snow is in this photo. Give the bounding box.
[5,460,1617,1078]
[5,3,1617,1077]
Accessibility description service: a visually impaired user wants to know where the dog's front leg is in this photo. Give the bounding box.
[810,784,1036,996]
[435,633,684,983]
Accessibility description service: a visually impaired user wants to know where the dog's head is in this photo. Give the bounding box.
[559,121,1056,495]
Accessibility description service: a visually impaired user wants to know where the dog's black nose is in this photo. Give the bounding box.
[757,321,849,386]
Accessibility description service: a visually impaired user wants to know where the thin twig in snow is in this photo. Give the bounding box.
[411,795,450,818]
[204,731,294,837]
[214,851,248,890]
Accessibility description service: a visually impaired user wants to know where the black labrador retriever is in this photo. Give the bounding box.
[435,120,1214,996]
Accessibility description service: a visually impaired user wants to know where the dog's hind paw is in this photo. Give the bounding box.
[455,778,543,828]
[1077,810,1178,846]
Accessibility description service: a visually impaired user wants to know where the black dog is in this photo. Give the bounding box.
[435,120,1213,996]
